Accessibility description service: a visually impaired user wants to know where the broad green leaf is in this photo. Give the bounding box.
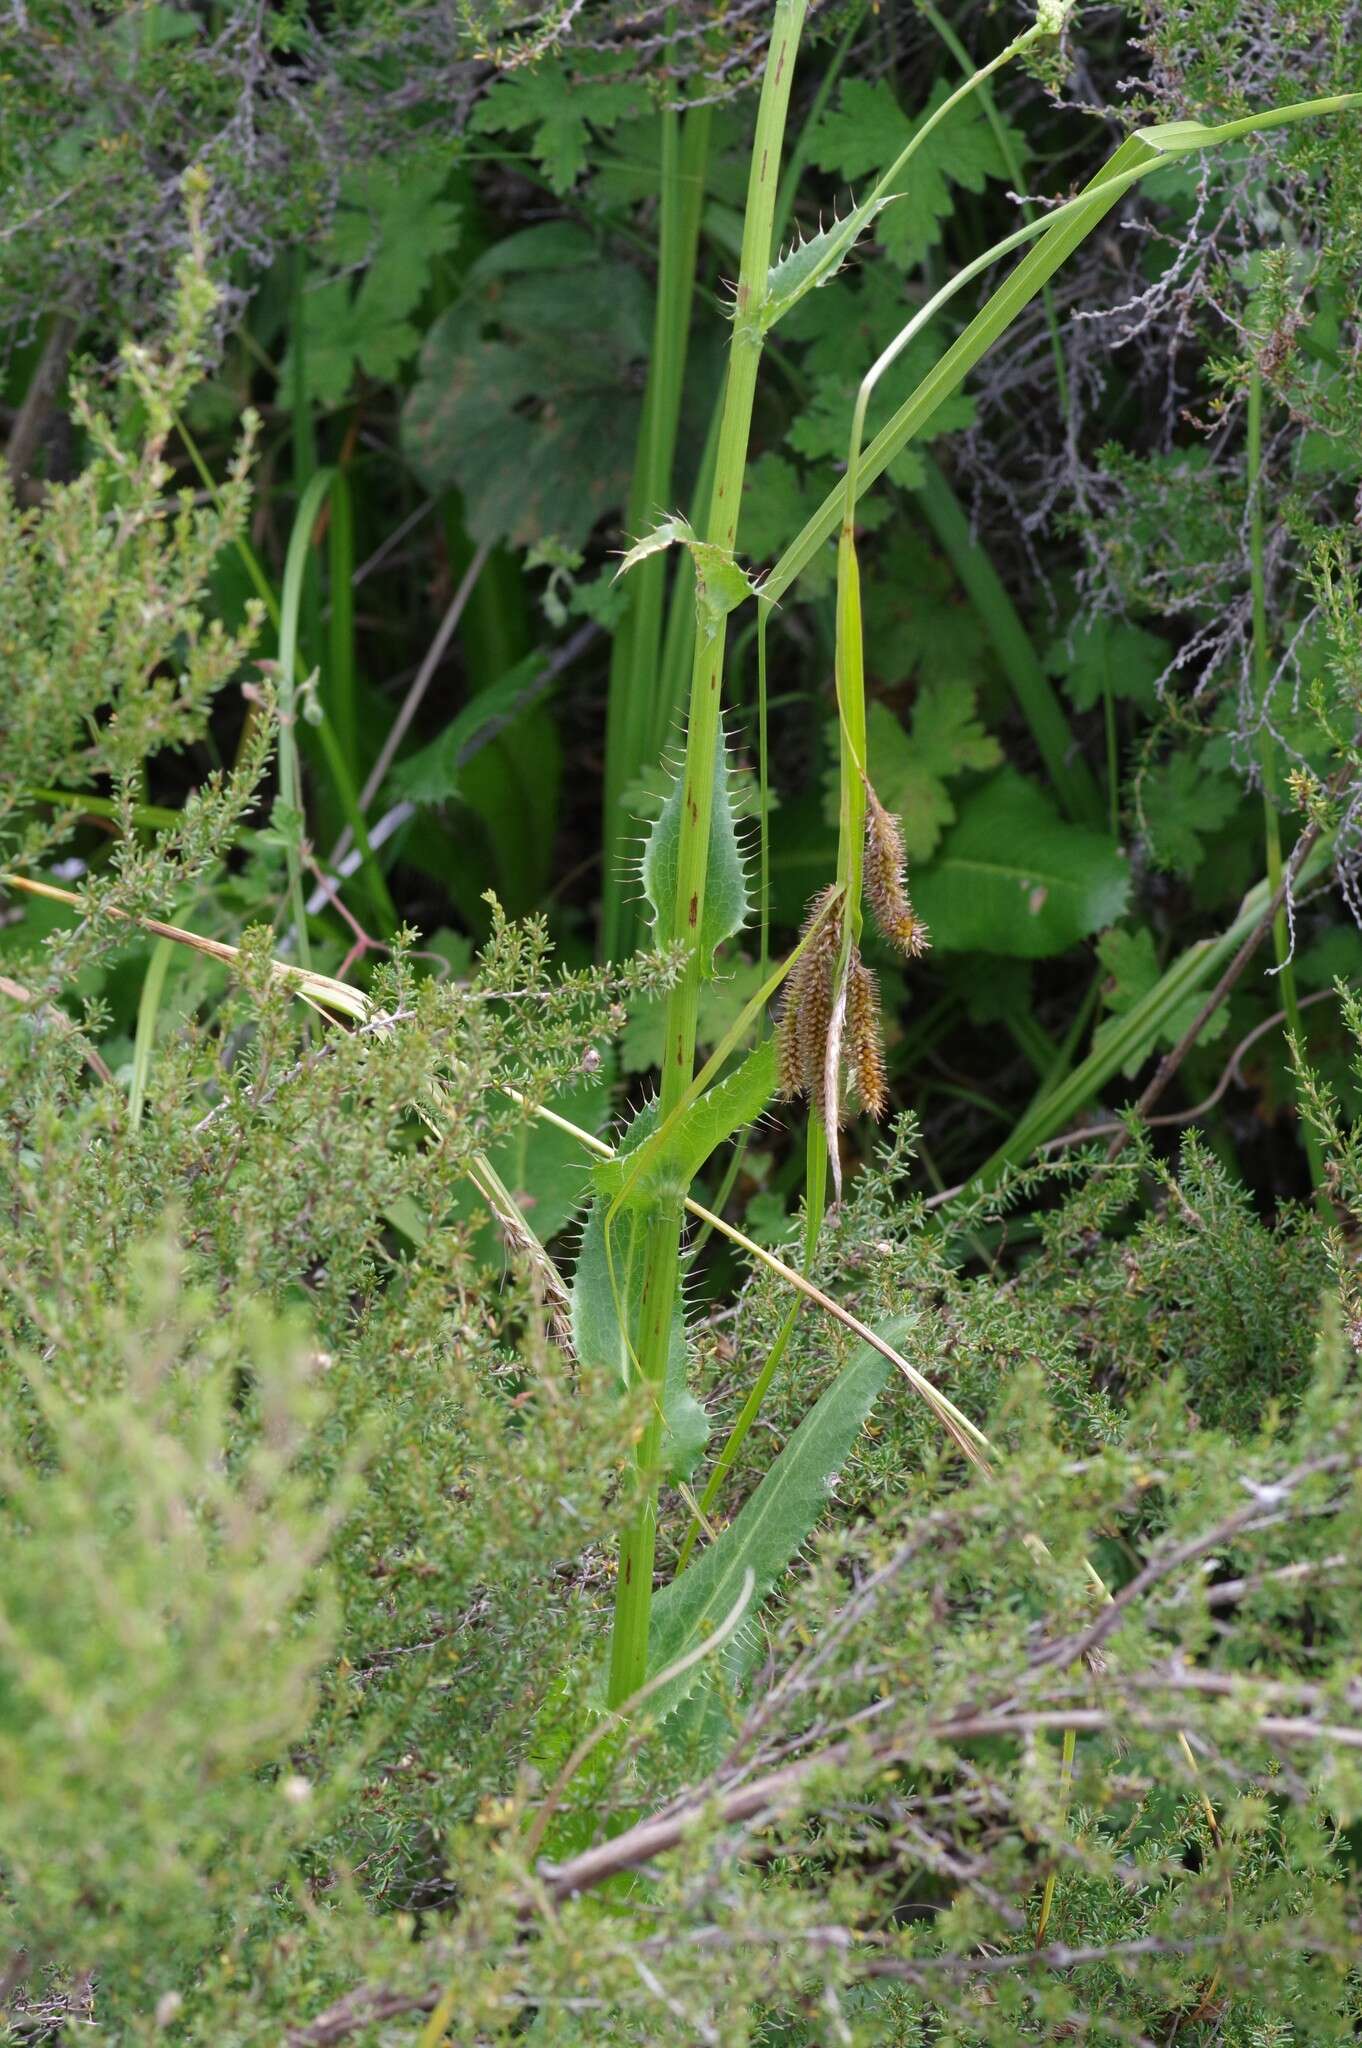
[809,78,1020,271]
[458,1070,609,1266]
[284,162,460,410]
[642,743,750,966]
[401,233,651,549]
[913,769,1129,956]
[644,1321,909,1724]
[572,1106,709,1483]
[975,829,1337,1183]
[1093,927,1228,1078]
[1141,749,1240,876]
[390,653,552,805]
[862,530,993,684]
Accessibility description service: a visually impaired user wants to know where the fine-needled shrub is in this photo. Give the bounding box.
[4,10,1362,2045]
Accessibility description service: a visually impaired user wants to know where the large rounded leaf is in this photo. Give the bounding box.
[400,228,652,550]
[913,768,1129,956]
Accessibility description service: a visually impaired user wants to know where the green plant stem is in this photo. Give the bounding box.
[1247,366,1326,1197]
[327,465,358,786]
[128,937,174,1124]
[919,2,1069,417]
[606,0,810,1712]
[602,99,713,962]
[677,1121,826,1569]
[278,469,334,970]
[771,0,863,245]
[681,19,1040,1544]
[289,249,324,665]
[1034,1721,1077,1944]
[649,397,720,770]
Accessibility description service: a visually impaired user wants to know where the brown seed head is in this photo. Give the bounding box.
[847,957,887,1119]
[864,782,930,959]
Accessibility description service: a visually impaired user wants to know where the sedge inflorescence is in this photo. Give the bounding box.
[777,787,929,1131]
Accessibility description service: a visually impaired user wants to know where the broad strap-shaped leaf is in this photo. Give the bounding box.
[976,830,1336,1183]
[643,1319,912,1724]
[391,652,552,804]
[642,741,750,965]
[571,1105,708,1481]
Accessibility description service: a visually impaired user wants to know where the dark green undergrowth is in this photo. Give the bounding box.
[4,1,1362,2041]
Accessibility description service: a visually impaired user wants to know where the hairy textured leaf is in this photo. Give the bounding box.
[286,162,460,409]
[469,59,643,194]
[645,1322,909,1724]
[914,769,1130,956]
[1142,749,1241,876]
[642,743,750,965]
[1046,614,1169,713]
[572,1106,709,1483]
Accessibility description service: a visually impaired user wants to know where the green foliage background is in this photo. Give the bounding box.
[3,0,1362,2040]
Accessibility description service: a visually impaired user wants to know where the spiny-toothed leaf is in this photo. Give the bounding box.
[762,194,896,329]
[614,513,697,579]
[809,78,1020,271]
[595,1037,777,1212]
[642,742,750,966]
[615,515,757,643]
[571,1105,708,1482]
[643,1320,912,1727]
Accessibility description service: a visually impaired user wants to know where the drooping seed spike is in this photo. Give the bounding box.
[847,956,887,1119]
[864,781,930,960]
[777,953,810,1100]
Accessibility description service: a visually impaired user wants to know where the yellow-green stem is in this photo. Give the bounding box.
[606,0,810,1709]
